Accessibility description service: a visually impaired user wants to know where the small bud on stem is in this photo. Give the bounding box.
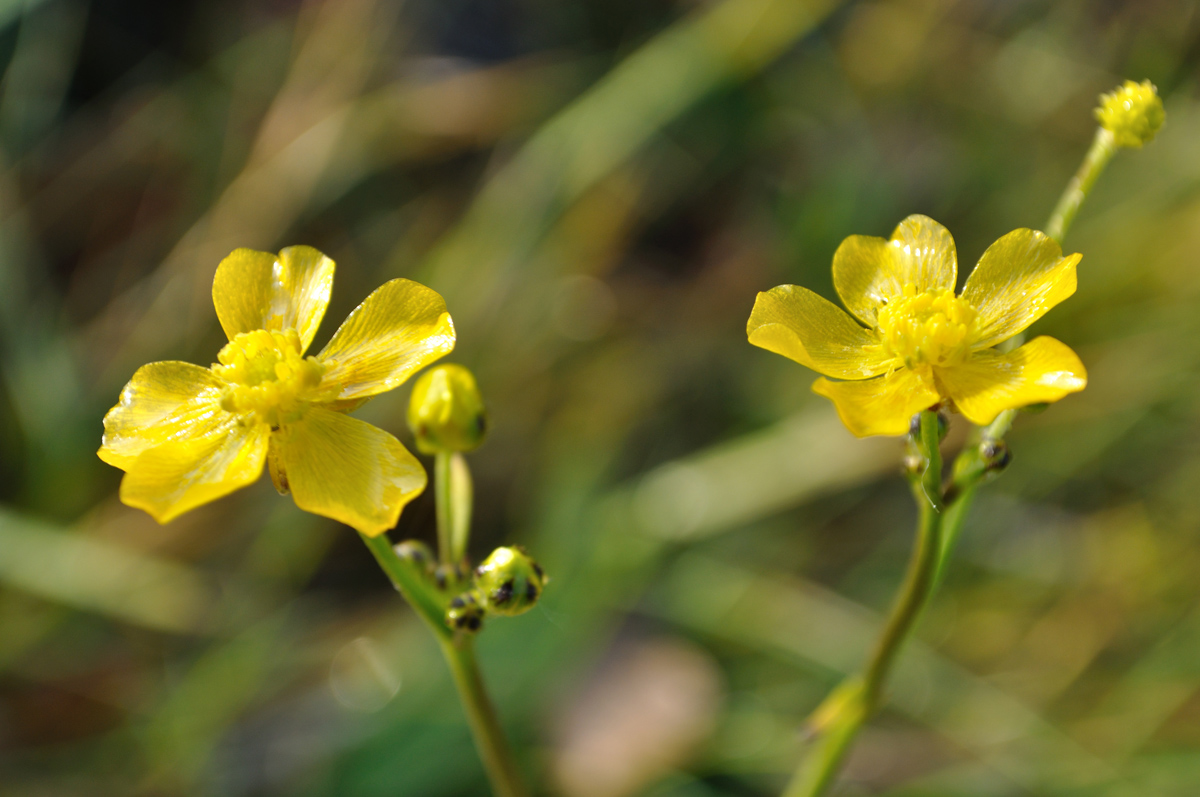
[1095,80,1164,149]
[474,546,546,617]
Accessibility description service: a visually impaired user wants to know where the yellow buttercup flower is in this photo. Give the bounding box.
[748,215,1087,437]
[99,246,456,535]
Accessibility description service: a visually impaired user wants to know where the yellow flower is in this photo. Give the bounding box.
[99,246,456,535]
[748,215,1087,437]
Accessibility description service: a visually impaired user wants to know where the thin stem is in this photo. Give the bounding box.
[435,451,454,563]
[863,497,942,708]
[784,119,1129,797]
[783,681,867,797]
[361,532,527,797]
[916,410,945,513]
[359,532,450,641]
[784,497,943,797]
[937,409,1013,583]
[431,450,524,797]
[784,411,944,797]
[1045,127,1116,244]
[441,637,529,797]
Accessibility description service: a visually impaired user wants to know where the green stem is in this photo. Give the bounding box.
[936,409,1014,583]
[784,119,1127,797]
[359,532,450,641]
[1045,127,1116,244]
[863,494,943,708]
[784,411,944,797]
[441,637,529,797]
[361,532,527,797]
[783,681,867,797]
[916,410,945,513]
[435,451,474,564]
[435,451,454,563]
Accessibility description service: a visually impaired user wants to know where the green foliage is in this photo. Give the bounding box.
[0,1,1194,796]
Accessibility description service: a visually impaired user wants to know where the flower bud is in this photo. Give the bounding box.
[473,546,546,617]
[393,540,434,575]
[407,364,487,455]
[447,591,484,632]
[434,560,471,593]
[1095,80,1164,149]
[979,439,1012,473]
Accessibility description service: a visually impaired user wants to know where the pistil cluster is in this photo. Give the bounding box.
[213,328,327,426]
[874,284,979,370]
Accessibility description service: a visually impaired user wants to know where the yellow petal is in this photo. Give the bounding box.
[812,367,941,437]
[275,407,426,536]
[212,246,335,352]
[936,336,1087,426]
[961,229,1080,349]
[317,279,455,400]
[833,215,957,325]
[99,362,227,471]
[747,285,891,378]
[120,419,269,523]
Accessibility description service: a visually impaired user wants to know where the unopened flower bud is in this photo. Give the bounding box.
[473,546,546,618]
[407,364,487,455]
[1095,80,1164,149]
[393,540,435,575]
[434,560,470,592]
[979,439,1012,473]
[447,591,484,632]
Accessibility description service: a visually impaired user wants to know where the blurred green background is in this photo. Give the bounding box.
[0,0,1196,794]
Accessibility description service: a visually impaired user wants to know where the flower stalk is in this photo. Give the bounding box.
[782,81,1163,797]
[359,531,451,640]
[783,411,944,797]
[435,451,473,564]
[364,363,529,797]
[1044,127,1116,245]
[440,636,529,797]
[359,451,529,797]
[430,450,529,797]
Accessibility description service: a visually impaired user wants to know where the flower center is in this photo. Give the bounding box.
[875,284,979,368]
[213,329,327,426]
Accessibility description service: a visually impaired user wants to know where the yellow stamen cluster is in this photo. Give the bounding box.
[875,284,978,369]
[1095,80,1164,149]
[213,329,327,426]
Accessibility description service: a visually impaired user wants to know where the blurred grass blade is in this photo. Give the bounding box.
[0,0,52,33]
[650,553,1119,792]
[629,408,897,541]
[0,508,217,633]
[89,0,398,387]
[142,613,289,788]
[0,0,87,154]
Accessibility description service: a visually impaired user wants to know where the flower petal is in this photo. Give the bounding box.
[747,285,891,379]
[276,407,426,536]
[99,362,227,471]
[961,229,1080,349]
[119,419,269,524]
[936,336,1087,426]
[812,367,941,437]
[317,279,455,400]
[212,246,335,352]
[833,215,957,325]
